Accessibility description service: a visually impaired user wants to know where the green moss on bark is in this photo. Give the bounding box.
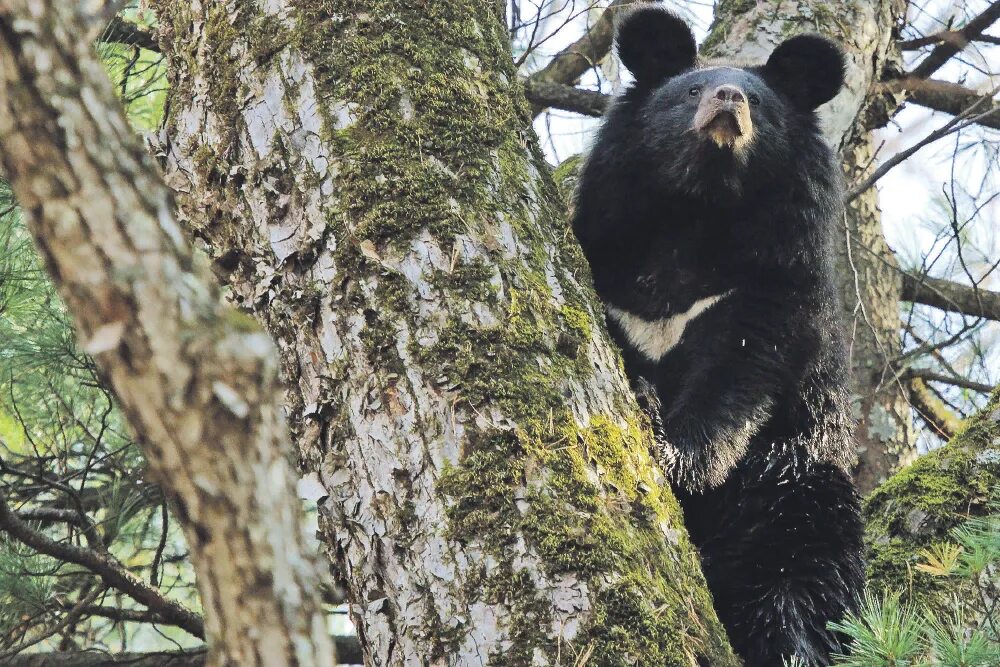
[153,1,737,663]
[439,414,736,665]
[864,390,1000,607]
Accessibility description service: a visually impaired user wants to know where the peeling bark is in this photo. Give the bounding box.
[0,3,333,666]
[152,1,736,664]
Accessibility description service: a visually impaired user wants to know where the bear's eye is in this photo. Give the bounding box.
[688,86,701,97]
[748,93,761,106]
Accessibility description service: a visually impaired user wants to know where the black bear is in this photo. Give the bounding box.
[571,5,864,666]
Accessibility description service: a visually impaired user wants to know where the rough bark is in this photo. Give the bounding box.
[0,4,333,666]
[838,128,917,495]
[152,2,737,665]
[864,387,1000,606]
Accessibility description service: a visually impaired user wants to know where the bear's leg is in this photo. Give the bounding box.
[682,454,864,667]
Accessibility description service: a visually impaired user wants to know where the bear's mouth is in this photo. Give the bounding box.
[701,111,743,147]
[694,107,752,151]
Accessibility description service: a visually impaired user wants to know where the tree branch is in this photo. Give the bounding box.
[528,0,631,86]
[888,78,1000,131]
[99,16,158,52]
[905,376,963,440]
[526,0,634,116]
[906,1,1000,80]
[0,650,208,666]
[843,88,999,202]
[899,31,1000,50]
[903,368,995,394]
[0,494,205,638]
[523,78,611,117]
[0,587,106,659]
[901,273,1000,321]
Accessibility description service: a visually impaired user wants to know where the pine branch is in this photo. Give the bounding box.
[0,494,204,639]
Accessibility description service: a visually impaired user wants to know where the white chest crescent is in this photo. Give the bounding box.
[607,292,732,362]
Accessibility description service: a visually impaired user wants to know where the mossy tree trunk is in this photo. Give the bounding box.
[864,387,1000,604]
[702,0,913,495]
[151,2,736,664]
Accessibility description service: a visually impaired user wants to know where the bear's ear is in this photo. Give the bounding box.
[616,5,697,85]
[761,34,846,110]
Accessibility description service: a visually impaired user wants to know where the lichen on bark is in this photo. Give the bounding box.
[152,1,736,663]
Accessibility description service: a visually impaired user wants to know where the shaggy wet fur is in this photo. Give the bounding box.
[571,7,865,665]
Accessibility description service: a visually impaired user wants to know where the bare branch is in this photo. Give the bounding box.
[844,89,999,202]
[901,273,1000,321]
[899,31,1000,50]
[907,1,1000,80]
[528,0,631,86]
[887,78,1000,130]
[523,78,611,117]
[527,0,635,116]
[0,494,205,638]
[902,368,994,394]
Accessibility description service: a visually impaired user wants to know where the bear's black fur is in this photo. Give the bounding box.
[571,6,864,666]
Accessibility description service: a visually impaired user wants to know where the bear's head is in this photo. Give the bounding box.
[614,4,845,196]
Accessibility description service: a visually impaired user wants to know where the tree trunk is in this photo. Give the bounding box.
[838,131,916,494]
[0,4,333,666]
[152,2,737,664]
[702,0,912,495]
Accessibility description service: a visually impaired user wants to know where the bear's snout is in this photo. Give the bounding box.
[693,84,754,151]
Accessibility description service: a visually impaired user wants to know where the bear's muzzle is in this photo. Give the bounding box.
[693,84,753,151]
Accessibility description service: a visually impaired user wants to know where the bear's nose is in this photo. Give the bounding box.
[713,85,745,104]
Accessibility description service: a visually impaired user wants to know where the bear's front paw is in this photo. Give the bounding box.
[657,418,751,492]
[654,439,725,491]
